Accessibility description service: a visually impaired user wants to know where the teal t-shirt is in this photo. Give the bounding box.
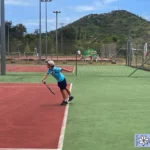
[47,66,65,82]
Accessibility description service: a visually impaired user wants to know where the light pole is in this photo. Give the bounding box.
[39,0,41,62]
[53,11,61,60]
[8,24,9,54]
[39,0,52,61]
[0,0,6,75]
[45,1,48,59]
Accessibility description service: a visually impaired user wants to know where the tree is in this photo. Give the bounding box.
[25,44,31,53]
[11,24,27,39]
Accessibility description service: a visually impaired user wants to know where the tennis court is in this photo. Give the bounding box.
[0,83,72,149]
[0,65,150,150]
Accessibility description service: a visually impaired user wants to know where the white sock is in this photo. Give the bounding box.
[64,99,68,102]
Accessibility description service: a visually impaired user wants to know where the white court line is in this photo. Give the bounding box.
[57,83,72,150]
[0,84,73,150]
[72,66,75,74]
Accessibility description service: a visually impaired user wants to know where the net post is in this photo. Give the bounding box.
[75,51,77,76]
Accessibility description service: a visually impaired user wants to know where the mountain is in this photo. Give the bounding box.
[6,10,150,54]
[55,10,150,48]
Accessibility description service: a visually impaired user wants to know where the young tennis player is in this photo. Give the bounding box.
[42,60,74,105]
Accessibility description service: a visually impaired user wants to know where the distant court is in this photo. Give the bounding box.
[6,65,74,73]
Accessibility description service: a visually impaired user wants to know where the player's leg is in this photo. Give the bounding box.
[65,87,71,95]
[60,89,68,105]
[60,89,66,100]
[58,80,68,105]
[65,87,74,101]
[63,78,74,101]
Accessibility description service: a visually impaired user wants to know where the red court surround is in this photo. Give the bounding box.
[6,65,74,73]
[0,83,70,149]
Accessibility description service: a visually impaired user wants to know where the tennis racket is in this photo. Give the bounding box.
[43,81,55,95]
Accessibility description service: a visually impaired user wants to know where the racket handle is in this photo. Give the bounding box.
[42,80,46,84]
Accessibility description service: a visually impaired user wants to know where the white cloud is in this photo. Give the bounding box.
[143,15,150,21]
[12,19,56,32]
[69,0,119,12]
[63,17,71,22]
[69,6,96,12]
[103,0,119,4]
[58,17,72,25]
[13,18,55,26]
[93,0,119,6]
[5,0,34,6]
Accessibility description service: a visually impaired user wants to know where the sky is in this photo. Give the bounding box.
[4,0,150,33]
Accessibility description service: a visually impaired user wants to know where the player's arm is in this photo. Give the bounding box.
[42,74,48,83]
[62,68,72,72]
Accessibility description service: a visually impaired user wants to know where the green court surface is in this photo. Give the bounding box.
[1,65,150,150]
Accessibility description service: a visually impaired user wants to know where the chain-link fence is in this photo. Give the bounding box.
[131,43,150,70]
[4,39,119,64]
[127,33,150,71]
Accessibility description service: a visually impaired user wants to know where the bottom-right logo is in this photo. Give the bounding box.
[135,134,150,147]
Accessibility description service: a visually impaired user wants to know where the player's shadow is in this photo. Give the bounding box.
[41,103,74,107]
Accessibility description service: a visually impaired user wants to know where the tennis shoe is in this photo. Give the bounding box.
[60,100,68,106]
[69,96,74,102]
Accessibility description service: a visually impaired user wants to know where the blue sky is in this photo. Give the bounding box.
[5,0,150,33]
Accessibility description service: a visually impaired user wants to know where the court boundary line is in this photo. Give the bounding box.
[72,66,75,74]
[57,83,72,150]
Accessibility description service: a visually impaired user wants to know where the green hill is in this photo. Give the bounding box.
[6,10,150,54]
[55,10,150,48]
